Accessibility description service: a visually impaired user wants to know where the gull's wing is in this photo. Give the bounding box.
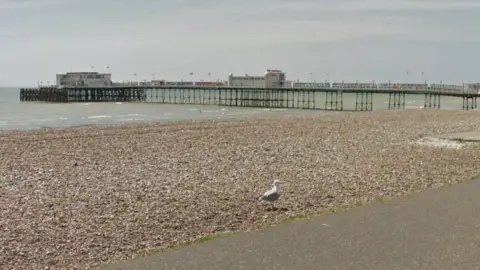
[259,188,280,202]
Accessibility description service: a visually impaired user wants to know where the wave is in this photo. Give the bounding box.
[30,118,54,122]
[87,115,112,119]
[114,118,145,122]
[116,113,146,117]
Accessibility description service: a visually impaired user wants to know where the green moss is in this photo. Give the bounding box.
[179,232,236,247]
[279,197,388,224]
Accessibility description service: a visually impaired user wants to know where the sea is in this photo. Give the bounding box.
[0,87,472,131]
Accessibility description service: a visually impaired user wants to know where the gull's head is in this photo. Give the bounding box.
[273,180,280,186]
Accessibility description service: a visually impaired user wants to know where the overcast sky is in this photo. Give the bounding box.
[1,0,479,86]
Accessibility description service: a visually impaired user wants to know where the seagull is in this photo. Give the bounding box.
[258,180,281,210]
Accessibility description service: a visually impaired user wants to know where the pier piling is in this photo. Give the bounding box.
[297,90,315,109]
[388,92,406,110]
[355,92,373,111]
[462,96,477,110]
[424,93,441,109]
[325,91,343,111]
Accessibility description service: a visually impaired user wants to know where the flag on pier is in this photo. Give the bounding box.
[189,72,193,75]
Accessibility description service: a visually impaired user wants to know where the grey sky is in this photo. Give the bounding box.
[1,0,479,86]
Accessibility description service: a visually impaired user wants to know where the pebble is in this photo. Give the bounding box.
[1,109,480,270]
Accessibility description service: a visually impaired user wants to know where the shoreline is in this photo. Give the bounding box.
[0,108,336,135]
[2,109,480,269]
[0,104,328,133]
[0,106,464,135]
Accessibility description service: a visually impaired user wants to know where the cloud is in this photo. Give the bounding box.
[275,0,480,11]
[0,0,31,9]
[8,0,405,45]
[0,0,479,86]
[0,0,82,9]
[0,28,13,38]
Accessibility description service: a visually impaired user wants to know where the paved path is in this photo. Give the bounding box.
[103,178,480,270]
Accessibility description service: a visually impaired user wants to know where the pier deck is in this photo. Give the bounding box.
[19,86,480,111]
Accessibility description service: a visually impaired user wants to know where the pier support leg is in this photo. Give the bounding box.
[325,91,343,111]
[388,92,405,110]
[308,90,315,109]
[355,92,373,111]
[462,96,477,110]
[424,93,441,109]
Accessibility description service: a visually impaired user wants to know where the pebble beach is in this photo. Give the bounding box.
[2,109,480,270]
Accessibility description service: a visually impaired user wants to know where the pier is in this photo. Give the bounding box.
[19,86,479,111]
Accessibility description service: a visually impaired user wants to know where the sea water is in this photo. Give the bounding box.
[0,87,470,131]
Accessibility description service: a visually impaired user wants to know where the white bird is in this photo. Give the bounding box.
[258,180,281,210]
